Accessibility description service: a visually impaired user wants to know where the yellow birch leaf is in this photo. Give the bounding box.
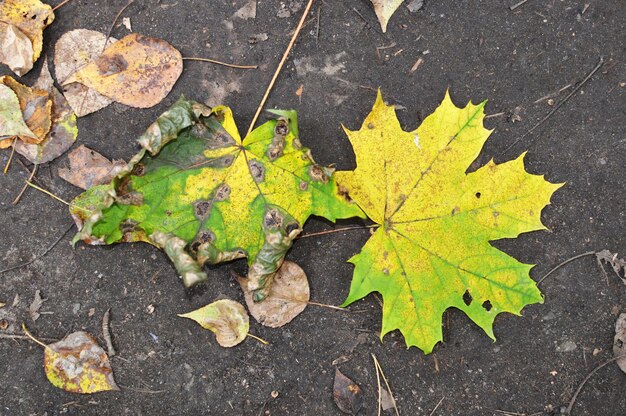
[336,91,563,353]
[178,299,249,347]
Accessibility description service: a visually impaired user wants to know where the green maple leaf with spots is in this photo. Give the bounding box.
[336,91,562,353]
[71,97,364,300]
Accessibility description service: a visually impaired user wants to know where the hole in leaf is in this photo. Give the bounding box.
[462,290,472,306]
[475,192,481,199]
[482,300,492,311]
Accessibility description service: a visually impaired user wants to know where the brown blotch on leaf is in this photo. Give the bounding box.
[308,165,329,184]
[248,160,265,183]
[451,206,460,216]
[267,119,288,161]
[96,54,128,76]
[215,184,230,201]
[116,192,144,206]
[463,289,473,306]
[193,200,212,220]
[299,181,308,191]
[482,300,493,311]
[264,209,283,229]
[274,119,289,137]
[221,155,234,167]
[131,163,145,177]
[333,368,363,415]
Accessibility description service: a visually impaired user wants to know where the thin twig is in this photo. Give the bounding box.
[247,333,270,345]
[12,164,37,205]
[21,323,50,349]
[372,354,399,416]
[373,353,383,416]
[0,223,74,274]
[246,0,315,136]
[102,309,116,357]
[315,4,321,45]
[510,0,530,11]
[0,333,58,342]
[52,0,74,11]
[536,251,596,286]
[3,138,16,174]
[105,0,134,45]
[502,57,604,155]
[565,353,626,414]
[307,301,346,311]
[182,57,257,70]
[429,396,445,416]
[24,181,89,211]
[297,224,379,239]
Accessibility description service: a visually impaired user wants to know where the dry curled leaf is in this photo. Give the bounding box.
[29,290,45,322]
[15,59,78,164]
[63,33,183,108]
[0,0,54,75]
[614,313,626,374]
[596,250,626,284]
[44,331,119,393]
[54,29,117,117]
[238,260,310,328]
[0,84,36,147]
[333,368,363,415]
[0,21,34,76]
[178,299,249,347]
[58,145,127,190]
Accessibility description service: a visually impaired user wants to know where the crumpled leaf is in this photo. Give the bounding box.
[58,145,127,190]
[44,331,119,393]
[237,260,309,328]
[70,97,363,299]
[614,313,626,373]
[370,0,404,32]
[178,299,249,347]
[0,75,52,146]
[0,84,36,147]
[0,0,54,74]
[336,91,562,353]
[0,21,34,76]
[63,33,183,108]
[29,289,45,321]
[54,29,117,117]
[333,368,363,415]
[15,59,78,164]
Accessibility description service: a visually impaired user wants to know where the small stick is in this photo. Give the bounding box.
[25,181,91,212]
[429,396,445,416]
[315,4,321,45]
[373,353,383,416]
[3,138,17,174]
[510,0,530,11]
[12,164,37,205]
[536,251,596,286]
[247,333,270,345]
[372,353,399,416]
[105,0,134,46]
[0,333,58,342]
[52,0,74,11]
[502,57,604,155]
[297,224,379,239]
[182,57,257,70]
[246,0,315,136]
[565,353,626,414]
[0,223,74,274]
[102,308,116,357]
[485,112,506,119]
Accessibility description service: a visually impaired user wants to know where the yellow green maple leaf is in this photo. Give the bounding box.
[336,91,562,353]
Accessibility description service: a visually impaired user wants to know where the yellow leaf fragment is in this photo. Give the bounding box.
[179,299,249,347]
[64,33,183,108]
[0,76,52,145]
[0,0,54,68]
[337,91,563,353]
[0,21,34,76]
[370,0,405,32]
[0,84,36,147]
[43,331,119,393]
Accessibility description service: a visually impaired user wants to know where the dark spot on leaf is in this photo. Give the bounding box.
[131,163,145,176]
[299,181,308,191]
[96,53,128,76]
[194,200,212,220]
[264,209,283,228]
[274,119,289,137]
[367,123,375,129]
[215,184,230,201]
[248,160,265,183]
[451,206,460,216]
[309,165,329,183]
[221,155,234,167]
[383,268,389,275]
[463,290,473,306]
[285,222,300,235]
[475,192,482,199]
[165,210,172,216]
[120,219,138,236]
[198,230,215,244]
[482,300,492,311]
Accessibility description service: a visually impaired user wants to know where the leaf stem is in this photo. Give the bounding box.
[536,251,597,286]
[182,57,257,70]
[246,0,315,136]
[247,333,270,345]
[21,323,49,349]
[52,0,74,11]
[12,164,37,205]
[297,224,379,239]
[3,138,16,174]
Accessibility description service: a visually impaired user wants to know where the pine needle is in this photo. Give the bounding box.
[182,57,257,70]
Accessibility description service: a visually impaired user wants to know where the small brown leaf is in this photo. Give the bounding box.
[238,260,309,328]
[29,290,45,322]
[58,145,127,190]
[333,368,363,415]
[44,331,119,393]
[614,313,626,373]
[64,33,183,108]
[54,29,117,117]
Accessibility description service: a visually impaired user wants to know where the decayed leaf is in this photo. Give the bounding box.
[29,290,45,321]
[63,33,183,108]
[178,299,249,347]
[333,368,363,415]
[70,98,363,299]
[15,59,78,164]
[0,75,52,145]
[614,313,626,373]
[44,331,119,393]
[0,84,36,147]
[370,0,405,32]
[0,21,34,76]
[54,29,117,117]
[336,91,562,353]
[238,260,309,328]
[58,145,127,190]
[0,0,54,72]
